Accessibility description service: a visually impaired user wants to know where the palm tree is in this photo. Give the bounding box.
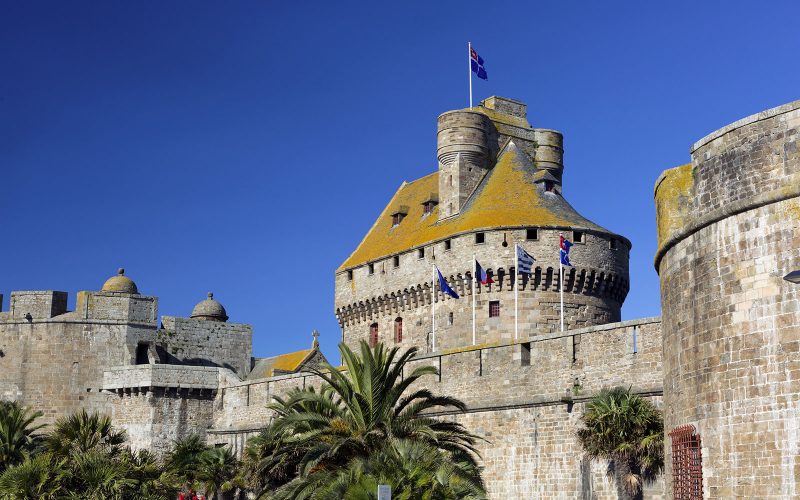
[0,452,64,499]
[46,410,127,458]
[0,401,45,472]
[166,434,210,491]
[577,387,664,500]
[253,341,485,499]
[196,446,239,500]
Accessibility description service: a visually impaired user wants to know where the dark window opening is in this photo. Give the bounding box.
[521,342,531,366]
[423,201,437,215]
[347,270,353,281]
[610,238,617,250]
[489,300,500,318]
[448,175,453,186]
[573,231,584,243]
[369,323,379,348]
[393,255,400,268]
[526,228,538,240]
[545,181,555,192]
[475,232,485,244]
[368,263,375,275]
[669,425,703,500]
[448,312,454,325]
[444,239,452,250]
[135,343,150,365]
[391,213,406,226]
[394,318,403,343]
[418,248,425,259]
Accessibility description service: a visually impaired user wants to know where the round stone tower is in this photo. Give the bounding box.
[655,100,800,498]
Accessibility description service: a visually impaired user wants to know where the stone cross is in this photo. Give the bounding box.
[312,329,320,349]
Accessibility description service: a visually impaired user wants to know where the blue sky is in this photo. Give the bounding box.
[2,1,799,362]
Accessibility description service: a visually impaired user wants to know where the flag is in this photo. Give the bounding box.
[470,46,488,80]
[560,234,574,267]
[517,246,535,274]
[436,267,460,299]
[475,260,494,285]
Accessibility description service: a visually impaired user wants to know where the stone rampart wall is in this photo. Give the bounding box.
[158,316,252,377]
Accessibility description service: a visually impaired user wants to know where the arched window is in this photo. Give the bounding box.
[369,323,379,348]
[394,317,403,343]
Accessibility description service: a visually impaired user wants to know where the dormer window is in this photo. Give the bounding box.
[421,197,438,216]
[391,213,405,226]
[545,181,555,192]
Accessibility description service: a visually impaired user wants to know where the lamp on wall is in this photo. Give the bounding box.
[784,270,800,284]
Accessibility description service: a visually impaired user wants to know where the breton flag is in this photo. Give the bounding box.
[436,267,460,299]
[470,46,488,80]
[560,234,574,267]
[517,245,535,274]
[475,260,494,285]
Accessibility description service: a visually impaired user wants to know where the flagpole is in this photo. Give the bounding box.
[472,255,476,346]
[468,42,473,108]
[432,265,436,352]
[514,244,519,340]
[560,263,565,333]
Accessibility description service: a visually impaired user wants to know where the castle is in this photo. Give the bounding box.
[1,96,798,498]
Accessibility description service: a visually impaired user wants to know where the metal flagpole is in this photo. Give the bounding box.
[432,265,436,352]
[560,263,565,332]
[515,245,519,340]
[468,42,473,108]
[472,255,476,345]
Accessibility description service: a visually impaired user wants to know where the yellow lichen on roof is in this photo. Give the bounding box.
[470,106,531,130]
[249,349,315,379]
[338,143,614,271]
[654,163,694,251]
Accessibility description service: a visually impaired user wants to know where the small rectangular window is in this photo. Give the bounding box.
[526,228,538,240]
[368,263,375,275]
[573,231,584,243]
[444,239,452,250]
[489,300,500,318]
[521,342,531,366]
[448,312,454,325]
[418,248,425,259]
[393,255,400,268]
[392,213,406,226]
[475,232,485,244]
[347,270,353,281]
[610,238,617,250]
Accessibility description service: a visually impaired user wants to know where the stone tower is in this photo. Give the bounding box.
[335,96,630,353]
[655,100,800,497]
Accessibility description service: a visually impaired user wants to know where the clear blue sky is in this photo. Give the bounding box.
[2,1,799,362]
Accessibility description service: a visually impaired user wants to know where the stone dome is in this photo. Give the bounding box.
[191,292,228,322]
[101,268,139,294]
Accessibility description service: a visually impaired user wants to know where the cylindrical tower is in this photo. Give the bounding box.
[655,100,800,498]
[436,110,493,218]
[533,128,564,185]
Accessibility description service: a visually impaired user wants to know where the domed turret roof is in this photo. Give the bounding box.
[101,268,139,294]
[191,292,228,322]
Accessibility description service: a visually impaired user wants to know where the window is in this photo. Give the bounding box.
[369,323,379,348]
[489,300,500,318]
[573,231,584,243]
[347,270,353,281]
[368,263,375,275]
[448,312,454,325]
[444,239,452,250]
[521,342,531,366]
[393,255,400,268]
[423,201,437,215]
[545,181,555,192]
[394,318,403,343]
[135,343,150,365]
[418,248,425,259]
[448,175,453,186]
[610,238,617,250]
[392,213,405,226]
[526,228,538,240]
[669,425,703,499]
[475,232,485,244]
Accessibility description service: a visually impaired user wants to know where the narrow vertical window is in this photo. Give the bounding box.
[393,255,400,268]
[444,239,452,250]
[448,312,454,325]
[475,232,485,244]
[521,342,531,366]
[347,270,353,281]
[368,263,375,275]
[369,323,379,348]
[610,238,618,250]
[418,248,425,259]
[489,300,500,318]
[394,317,403,343]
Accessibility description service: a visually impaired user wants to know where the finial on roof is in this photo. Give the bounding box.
[191,292,228,322]
[118,268,125,275]
[312,330,320,349]
[101,267,138,294]
[208,292,213,299]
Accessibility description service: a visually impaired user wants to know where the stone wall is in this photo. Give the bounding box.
[158,316,252,377]
[655,99,800,497]
[335,227,629,353]
[208,317,663,499]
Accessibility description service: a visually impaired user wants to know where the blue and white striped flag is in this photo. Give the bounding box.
[516,245,535,274]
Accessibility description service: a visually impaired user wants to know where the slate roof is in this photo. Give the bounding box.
[338,142,627,271]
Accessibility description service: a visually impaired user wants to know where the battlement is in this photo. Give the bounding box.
[0,289,158,326]
[157,316,252,378]
[103,365,222,392]
[7,291,68,320]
